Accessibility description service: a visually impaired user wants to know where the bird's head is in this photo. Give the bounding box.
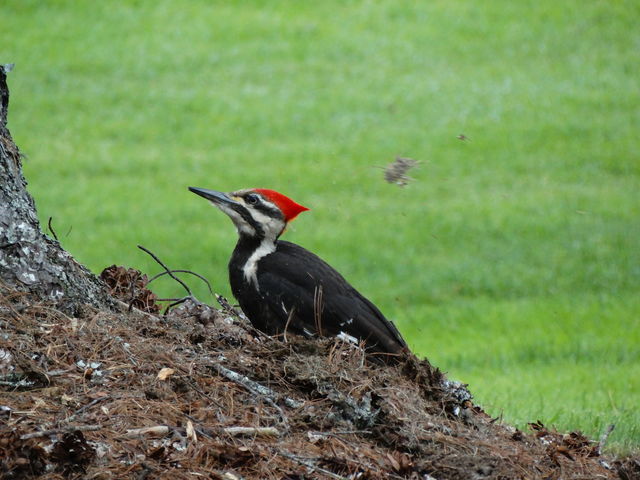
[189,187,309,240]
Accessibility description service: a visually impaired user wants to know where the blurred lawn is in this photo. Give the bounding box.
[2,0,639,451]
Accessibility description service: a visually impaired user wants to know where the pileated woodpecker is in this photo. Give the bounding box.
[189,187,408,362]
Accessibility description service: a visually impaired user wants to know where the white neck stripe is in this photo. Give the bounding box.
[242,239,276,289]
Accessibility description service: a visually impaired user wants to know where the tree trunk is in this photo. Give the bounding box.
[0,65,114,313]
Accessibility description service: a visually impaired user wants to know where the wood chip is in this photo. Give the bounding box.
[157,367,175,381]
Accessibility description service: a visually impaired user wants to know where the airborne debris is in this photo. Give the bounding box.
[384,156,419,187]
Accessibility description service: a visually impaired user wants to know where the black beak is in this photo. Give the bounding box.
[189,187,238,206]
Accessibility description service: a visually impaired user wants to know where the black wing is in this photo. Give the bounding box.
[255,241,407,356]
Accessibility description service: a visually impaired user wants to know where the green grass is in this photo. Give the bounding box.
[407,293,640,453]
[2,0,639,452]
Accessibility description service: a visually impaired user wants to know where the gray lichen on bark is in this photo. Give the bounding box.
[0,65,114,313]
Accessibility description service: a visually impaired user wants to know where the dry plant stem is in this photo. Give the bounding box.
[47,217,58,242]
[45,368,74,376]
[125,424,279,439]
[279,452,350,480]
[125,425,170,438]
[180,413,215,440]
[173,366,226,410]
[598,424,616,455]
[309,430,372,437]
[148,269,215,298]
[215,293,242,317]
[0,380,34,387]
[163,297,190,314]
[137,244,193,297]
[283,307,296,343]
[223,426,280,437]
[65,395,109,423]
[114,299,158,322]
[212,363,303,409]
[313,285,323,336]
[20,424,102,440]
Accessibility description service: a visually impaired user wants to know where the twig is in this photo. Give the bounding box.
[223,426,280,437]
[47,217,59,242]
[211,363,303,409]
[213,364,291,430]
[125,423,280,441]
[20,424,102,439]
[283,306,296,343]
[148,269,214,298]
[173,366,226,410]
[313,285,324,336]
[216,294,241,317]
[137,245,192,297]
[279,452,349,480]
[126,422,213,441]
[309,430,371,437]
[114,299,158,322]
[125,425,170,438]
[597,424,615,455]
[180,412,214,439]
[45,368,74,376]
[163,297,189,314]
[0,379,35,388]
[66,395,109,423]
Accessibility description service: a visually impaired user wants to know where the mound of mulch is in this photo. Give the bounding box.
[0,277,636,479]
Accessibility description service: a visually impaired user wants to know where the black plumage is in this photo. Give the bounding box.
[189,186,408,363]
[230,238,407,357]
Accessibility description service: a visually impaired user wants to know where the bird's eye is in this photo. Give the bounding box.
[246,194,259,205]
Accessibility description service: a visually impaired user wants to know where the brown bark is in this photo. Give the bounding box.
[0,65,114,313]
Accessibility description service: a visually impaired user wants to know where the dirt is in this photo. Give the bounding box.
[0,276,637,479]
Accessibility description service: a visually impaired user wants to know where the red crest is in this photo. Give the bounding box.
[254,189,310,222]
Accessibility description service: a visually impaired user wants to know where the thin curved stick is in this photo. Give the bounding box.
[163,297,189,314]
[137,245,192,297]
[147,269,214,298]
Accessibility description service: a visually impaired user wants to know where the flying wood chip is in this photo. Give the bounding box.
[384,156,419,187]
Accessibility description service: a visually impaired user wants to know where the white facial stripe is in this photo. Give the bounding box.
[249,208,285,240]
[242,238,276,288]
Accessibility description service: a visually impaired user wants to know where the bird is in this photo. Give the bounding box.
[189,187,408,363]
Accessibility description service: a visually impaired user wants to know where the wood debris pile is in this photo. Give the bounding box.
[0,280,633,479]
